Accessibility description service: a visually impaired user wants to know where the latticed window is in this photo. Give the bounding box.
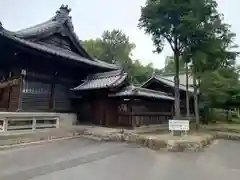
[23,81,51,94]
[118,104,127,112]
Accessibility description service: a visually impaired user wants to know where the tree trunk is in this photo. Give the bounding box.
[192,59,200,131]
[185,63,190,119]
[174,51,181,119]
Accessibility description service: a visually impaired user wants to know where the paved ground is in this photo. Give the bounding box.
[0,138,240,180]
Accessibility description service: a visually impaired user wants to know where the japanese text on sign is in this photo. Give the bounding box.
[169,120,189,131]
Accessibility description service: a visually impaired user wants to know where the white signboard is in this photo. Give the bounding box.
[169,120,189,131]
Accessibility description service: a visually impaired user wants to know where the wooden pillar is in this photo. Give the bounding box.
[49,72,57,111]
[7,86,12,111]
[6,72,12,111]
[17,69,26,111]
[129,98,135,129]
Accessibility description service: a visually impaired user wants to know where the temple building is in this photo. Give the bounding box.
[0,5,175,127]
[142,72,195,116]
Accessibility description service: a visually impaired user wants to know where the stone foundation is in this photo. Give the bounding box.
[77,130,216,152]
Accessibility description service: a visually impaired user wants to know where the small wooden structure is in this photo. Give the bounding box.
[142,73,195,117]
[73,70,174,128]
[109,86,174,128]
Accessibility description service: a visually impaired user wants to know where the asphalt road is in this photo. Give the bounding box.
[0,138,240,180]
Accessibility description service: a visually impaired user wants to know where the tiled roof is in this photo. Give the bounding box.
[0,5,118,70]
[72,69,127,91]
[154,75,194,92]
[161,73,194,86]
[14,19,61,39]
[0,31,119,70]
[141,74,194,93]
[109,86,174,100]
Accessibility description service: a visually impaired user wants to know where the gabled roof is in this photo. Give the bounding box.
[141,75,194,93]
[160,72,194,86]
[13,5,92,60]
[0,5,119,70]
[72,69,127,91]
[109,85,174,100]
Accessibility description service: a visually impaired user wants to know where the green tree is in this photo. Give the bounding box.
[83,29,161,84]
[83,29,135,64]
[138,0,221,118]
[200,67,240,122]
[83,29,135,79]
[180,0,238,128]
[100,30,136,64]
[83,39,104,59]
[163,56,185,73]
[132,61,155,84]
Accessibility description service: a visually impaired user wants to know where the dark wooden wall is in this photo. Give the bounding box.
[75,98,118,127]
[19,71,73,112]
[54,84,71,111]
[21,79,71,112]
[144,81,195,116]
[0,78,21,111]
[21,80,51,111]
[117,98,174,127]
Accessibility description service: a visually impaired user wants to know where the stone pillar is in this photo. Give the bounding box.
[32,117,36,130]
[3,119,8,132]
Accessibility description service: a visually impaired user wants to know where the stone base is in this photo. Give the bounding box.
[77,130,216,152]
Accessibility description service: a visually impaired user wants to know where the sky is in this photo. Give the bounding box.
[0,0,239,69]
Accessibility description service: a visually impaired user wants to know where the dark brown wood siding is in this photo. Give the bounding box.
[8,84,21,111]
[53,84,71,112]
[21,80,51,111]
[21,79,72,112]
[0,78,21,111]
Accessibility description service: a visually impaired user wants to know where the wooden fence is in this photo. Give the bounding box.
[117,112,173,128]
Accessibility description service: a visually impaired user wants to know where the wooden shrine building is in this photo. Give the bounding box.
[142,72,195,117]
[0,5,118,112]
[73,70,174,127]
[0,5,175,128]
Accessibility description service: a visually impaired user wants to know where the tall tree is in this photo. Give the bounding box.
[139,0,188,118]
[83,29,136,79]
[83,39,104,59]
[180,0,238,128]
[182,52,192,119]
[138,0,221,118]
[83,29,161,84]
[100,30,136,64]
[200,67,240,122]
[163,56,185,73]
[83,29,135,64]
